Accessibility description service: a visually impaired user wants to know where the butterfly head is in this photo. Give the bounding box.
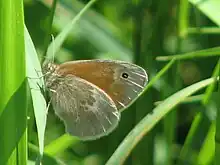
[42,62,56,74]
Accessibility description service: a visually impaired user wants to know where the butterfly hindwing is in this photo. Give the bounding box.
[49,75,120,140]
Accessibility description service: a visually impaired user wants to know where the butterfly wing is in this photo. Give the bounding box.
[49,75,120,141]
[57,60,148,110]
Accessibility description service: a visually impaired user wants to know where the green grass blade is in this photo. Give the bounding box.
[106,77,216,165]
[194,59,220,164]
[202,59,220,104]
[177,113,204,165]
[46,0,97,60]
[28,143,66,165]
[176,59,219,165]
[40,0,132,61]
[42,0,58,57]
[216,58,220,165]
[197,123,215,165]
[188,27,220,34]
[0,0,27,164]
[144,59,176,93]
[44,134,80,156]
[156,46,220,61]
[178,0,189,37]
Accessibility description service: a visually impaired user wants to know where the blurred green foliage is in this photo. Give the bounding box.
[25,0,219,164]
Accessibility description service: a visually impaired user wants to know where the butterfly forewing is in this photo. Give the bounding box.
[57,60,148,110]
[110,62,147,109]
[49,75,120,140]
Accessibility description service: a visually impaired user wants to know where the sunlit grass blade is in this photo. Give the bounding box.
[0,0,27,164]
[154,94,212,106]
[189,0,220,27]
[46,0,97,61]
[156,46,220,61]
[25,26,47,162]
[106,77,217,165]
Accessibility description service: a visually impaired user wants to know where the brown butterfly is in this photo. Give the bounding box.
[42,60,148,140]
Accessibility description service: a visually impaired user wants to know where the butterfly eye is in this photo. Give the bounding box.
[49,66,53,71]
[121,72,129,79]
[47,63,54,72]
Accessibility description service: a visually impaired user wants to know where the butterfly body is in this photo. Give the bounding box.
[42,60,148,140]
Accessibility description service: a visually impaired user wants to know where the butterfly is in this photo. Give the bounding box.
[42,60,148,140]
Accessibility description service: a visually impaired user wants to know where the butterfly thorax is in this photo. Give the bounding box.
[42,62,61,90]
